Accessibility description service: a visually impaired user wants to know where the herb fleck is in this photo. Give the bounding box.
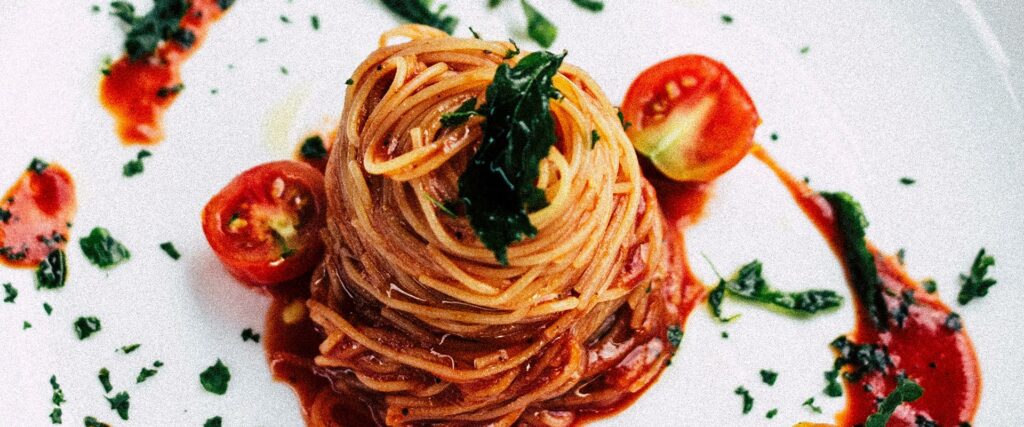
[521,0,558,48]
[36,250,68,289]
[204,416,223,427]
[734,386,753,414]
[43,302,53,315]
[241,328,261,343]
[74,316,102,340]
[957,248,996,305]
[766,408,778,419]
[118,343,141,354]
[310,15,320,30]
[123,150,152,177]
[721,14,733,24]
[759,369,778,386]
[200,359,231,395]
[80,227,131,269]
[379,0,458,34]
[823,368,843,397]
[570,0,603,12]
[440,98,479,128]
[899,177,916,186]
[666,324,683,349]
[159,242,180,260]
[802,396,822,413]
[2,283,16,303]
[922,278,937,294]
[99,368,113,393]
[106,391,130,420]
[84,416,111,427]
[864,377,923,427]
[944,312,962,332]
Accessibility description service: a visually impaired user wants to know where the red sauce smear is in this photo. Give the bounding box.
[750,145,980,426]
[0,161,76,268]
[99,0,227,145]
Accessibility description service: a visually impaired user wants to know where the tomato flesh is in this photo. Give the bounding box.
[622,55,760,182]
[202,161,326,286]
[0,162,77,268]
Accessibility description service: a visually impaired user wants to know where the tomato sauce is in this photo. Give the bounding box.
[99,0,228,145]
[750,145,980,426]
[0,161,76,268]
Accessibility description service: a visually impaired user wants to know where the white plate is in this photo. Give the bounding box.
[2,1,1022,425]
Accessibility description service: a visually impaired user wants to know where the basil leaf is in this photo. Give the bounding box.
[821,192,888,329]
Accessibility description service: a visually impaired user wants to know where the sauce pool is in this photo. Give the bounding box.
[99,0,229,145]
[0,160,77,268]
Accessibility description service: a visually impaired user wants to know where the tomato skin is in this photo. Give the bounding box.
[622,54,759,182]
[202,161,327,286]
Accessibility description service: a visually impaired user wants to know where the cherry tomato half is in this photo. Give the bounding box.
[622,54,760,182]
[202,161,327,286]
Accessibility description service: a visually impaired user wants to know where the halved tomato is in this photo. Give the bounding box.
[622,54,760,182]
[202,161,326,286]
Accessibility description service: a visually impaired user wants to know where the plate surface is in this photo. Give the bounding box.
[1,1,1022,425]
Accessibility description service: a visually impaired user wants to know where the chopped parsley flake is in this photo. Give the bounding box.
[23,321,32,329]
[864,377,923,427]
[802,396,822,413]
[944,312,962,332]
[84,416,111,427]
[766,408,778,419]
[380,0,458,34]
[80,227,131,269]
[200,359,231,395]
[280,66,289,75]
[310,15,320,30]
[821,192,888,329]
[29,158,50,174]
[136,365,159,383]
[99,368,113,393]
[49,407,62,424]
[345,78,354,85]
[204,416,223,427]
[36,250,68,290]
[241,328,261,343]
[734,386,753,414]
[521,0,558,48]
[770,132,779,141]
[823,368,843,397]
[118,343,141,354]
[800,46,810,55]
[279,15,290,23]
[159,242,181,260]
[721,14,733,24]
[899,177,916,186]
[440,98,479,128]
[51,375,66,406]
[43,302,53,315]
[957,248,996,305]
[721,331,729,339]
[300,135,328,160]
[109,0,192,60]
[106,391,130,421]
[896,248,906,265]
[922,278,937,294]
[3,282,16,303]
[570,0,603,12]
[74,316,102,340]
[830,335,891,380]
[122,150,152,177]
[156,84,183,98]
[666,324,683,349]
[759,369,778,386]
[590,130,600,148]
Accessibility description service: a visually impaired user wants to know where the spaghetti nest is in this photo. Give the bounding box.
[310,25,682,426]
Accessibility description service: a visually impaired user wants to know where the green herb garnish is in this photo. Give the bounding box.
[241,328,261,343]
[830,335,891,380]
[823,368,843,397]
[29,158,50,174]
[379,0,458,34]
[570,0,603,12]
[521,0,557,48]
[200,359,231,395]
[118,343,141,354]
[590,129,600,148]
[440,98,479,128]
[51,375,66,406]
[80,227,131,269]
[721,14,733,24]
[766,408,778,419]
[122,149,152,177]
[707,280,739,322]
[957,248,996,305]
[2,282,16,303]
[666,324,683,349]
[280,66,289,75]
[84,416,111,427]
[300,135,328,160]
[204,416,223,427]
[106,391,130,420]
[156,83,183,98]
[36,250,68,289]
[720,260,843,316]
[759,369,778,386]
[99,368,113,393]
[310,15,319,30]
[800,46,810,55]
[159,241,180,260]
[109,0,191,60]
[49,408,62,424]
[74,316,102,340]
[922,278,937,294]
[43,302,53,315]
[944,312,962,332]
[23,321,32,329]
[821,192,888,329]
[864,377,923,427]
[734,386,753,414]
[899,177,916,186]
[424,193,457,218]
[279,15,290,24]
[136,362,160,383]
[802,396,822,413]
[457,51,565,264]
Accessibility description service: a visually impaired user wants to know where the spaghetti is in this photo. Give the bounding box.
[309,25,685,426]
